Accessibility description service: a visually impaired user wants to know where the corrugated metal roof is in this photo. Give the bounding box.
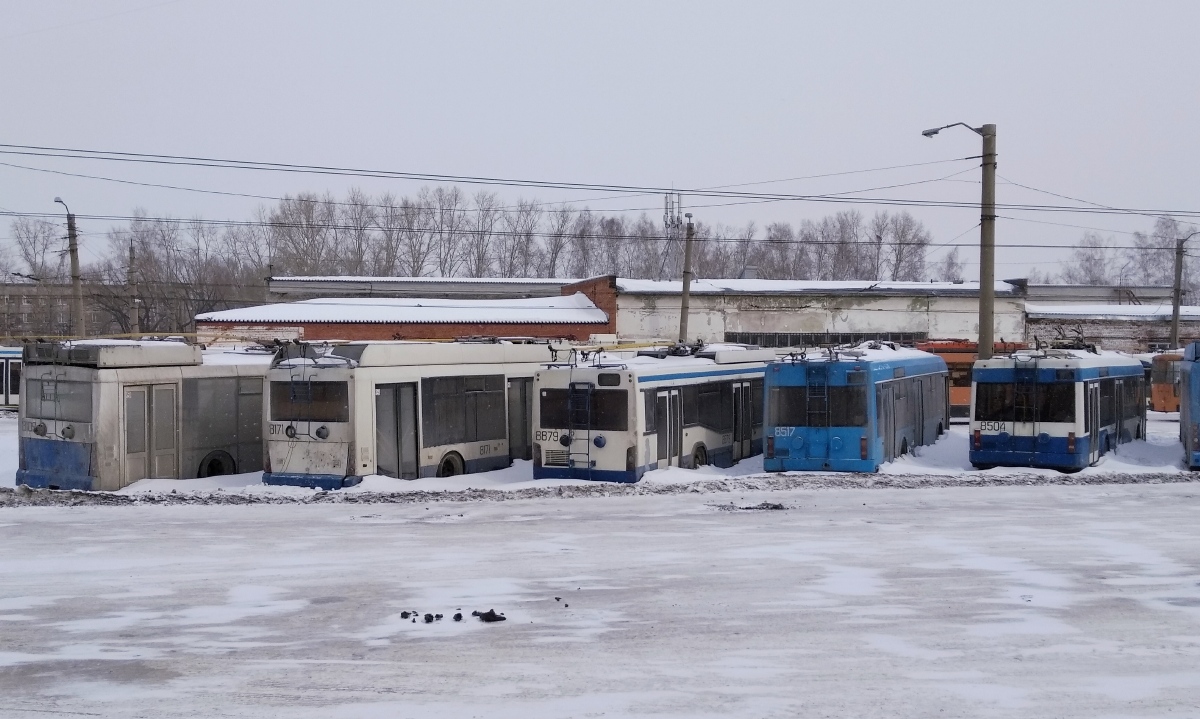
[614,278,1020,296]
[1025,303,1200,320]
[196,293,608,325]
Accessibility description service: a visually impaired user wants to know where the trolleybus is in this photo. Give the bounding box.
[970,347,1145,471]
[1150,352,1183,412]
[16,340,271,491]
[532,344,773,482]
[763,343,949,472]
[263,340,555,489]
[0,345,20,410]
[1178,343,1200,469]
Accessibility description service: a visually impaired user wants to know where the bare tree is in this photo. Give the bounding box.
[336,187,376,275]
[426,186,468,277]
[540,205,575,278]
[884,211,931,281]
[495,198,542,278]
[462,190,500,278]
[932,247,965,282]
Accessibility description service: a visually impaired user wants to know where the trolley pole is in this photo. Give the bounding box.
[678,213,695,344]
[55,197,86,338]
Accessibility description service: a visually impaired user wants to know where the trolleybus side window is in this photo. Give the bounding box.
[698,382,731,432]
[1122,379,1142,419]
[1099,379,1115,426]
[642,390,656,434]
[8,361,20,400]
[422,374,506,446]
[270,381,350,423]
[682,386,700,427]
[25,379,92,423]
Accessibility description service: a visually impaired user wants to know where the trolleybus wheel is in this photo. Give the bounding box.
[197,450,236,478]
[971,463,995,471]
[937,422,944,437]
[691,445,708,468]
[899,439,909,457]
[437,452,465,478]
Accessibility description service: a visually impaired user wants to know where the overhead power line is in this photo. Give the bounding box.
[2,143,1199,218]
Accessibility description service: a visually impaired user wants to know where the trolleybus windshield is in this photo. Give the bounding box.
[539,388,628,431]
[768,385,867,427]
[24,379,92,422]
[270,381,350,423]
[974,382,1075,423]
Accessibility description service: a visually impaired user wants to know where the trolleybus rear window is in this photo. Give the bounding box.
[25,379,92,422]
[974,382,1075,423]
[768,385,867,427]
[539,388,628,431]
[270,381,350,422]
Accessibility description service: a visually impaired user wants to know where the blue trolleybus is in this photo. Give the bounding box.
[970,347,1145,471]
[1177,342,1200,469]
[533,344,774,482]
[763,343,949,472]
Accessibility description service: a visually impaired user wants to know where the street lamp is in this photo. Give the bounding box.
[53,196,86,337]
[923,122,998,359]
[1170,229,1200,349]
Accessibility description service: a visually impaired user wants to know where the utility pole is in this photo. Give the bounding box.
[1170,230,1200,349]
[660,193,683,280]
[978,124,997,360]
[55,197,85,338]
[128,239,140,336]
[920,122,997,359]
[678,213,695,344]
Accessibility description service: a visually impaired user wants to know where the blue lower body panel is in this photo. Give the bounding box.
[534,463,652,483]
[17,437,95,490]
[970,433,1094,470]
[764,456,877,473]
[263,473,362,490]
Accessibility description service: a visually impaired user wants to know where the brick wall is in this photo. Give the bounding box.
[196,321,602,342]
[561,276,618,335]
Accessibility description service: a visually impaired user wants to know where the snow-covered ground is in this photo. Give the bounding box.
[3,482,1200,716]
[0,413,1189,495]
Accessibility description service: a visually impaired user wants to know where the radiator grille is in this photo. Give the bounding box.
[544,450,570,466]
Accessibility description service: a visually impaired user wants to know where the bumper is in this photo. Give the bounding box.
[262,473,363,490]
[16,469,95,491]
[969,450,1089,470]
[533,465,648,483]
[763,457,877,473]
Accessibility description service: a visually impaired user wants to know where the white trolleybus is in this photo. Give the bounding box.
[263,340,556,490]
[969,346,1146,471]
[532,344,774,482]
[1,345,21,410]
[17,340,271,491]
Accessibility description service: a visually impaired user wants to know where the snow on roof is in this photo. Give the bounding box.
[775,343,938,364]
[273,276,575,285]
[1025,304,1200,320]
[614,278,1018,296]
[196,292,608,325]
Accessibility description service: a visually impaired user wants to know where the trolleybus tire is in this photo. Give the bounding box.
[970,463,995,470]
[197,450,236,478]
[691,444,708,468]
[899,439,909,457]
[437,452,465,478]
[937,422,944,437]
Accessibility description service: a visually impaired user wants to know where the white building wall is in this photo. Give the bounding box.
[616,293,1024,343]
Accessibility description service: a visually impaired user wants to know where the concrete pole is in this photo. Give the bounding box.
[128,239,140,336]
[1171,236,1186,349]
[678,213,695,344]
[66,212,85,338]
[977,124,997,360]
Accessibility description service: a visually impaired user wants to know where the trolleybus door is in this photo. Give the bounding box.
[1086,383,1100,463]
[655,389,682,468]
[375,383,420,480]
[507,377,533,461]
[124,383,178,484]
[732,381,753,460]
[3,359,19,407]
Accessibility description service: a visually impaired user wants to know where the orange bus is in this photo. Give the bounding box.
[1150,353,1182,412]
[916,339,1027,420]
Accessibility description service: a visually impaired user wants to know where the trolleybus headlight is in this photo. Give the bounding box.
[285,425,297,439]
[593,435,606,448]
[559,434,571,447]
[33,422,47,437]
[60,425,75,440]
[315,426,329,440]
[831,437,843,451]
[1038,432,1050,444]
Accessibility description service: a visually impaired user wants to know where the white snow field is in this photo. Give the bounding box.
[3,482,1200,717]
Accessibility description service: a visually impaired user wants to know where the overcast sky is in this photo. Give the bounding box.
[2,0,1197,279]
